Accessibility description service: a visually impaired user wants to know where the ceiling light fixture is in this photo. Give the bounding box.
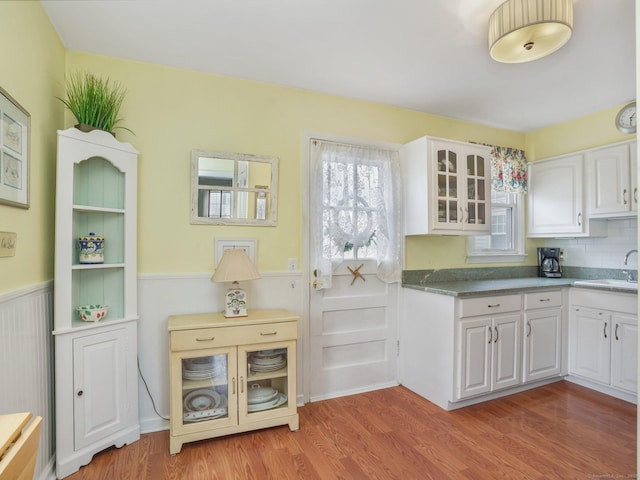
[488,0,573,63]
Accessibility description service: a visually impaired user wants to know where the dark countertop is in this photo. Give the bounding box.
[402,277,637,297]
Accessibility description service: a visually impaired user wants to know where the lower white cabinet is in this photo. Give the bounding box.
[523,290,562,383]
[400,287,566,410]
[457,313,520,399]
[55,321,139,478]
[569,289,637,396]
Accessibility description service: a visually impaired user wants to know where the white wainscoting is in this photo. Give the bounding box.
[0,282,56,480]
[137,271,305,433]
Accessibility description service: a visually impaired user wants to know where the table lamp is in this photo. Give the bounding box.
[211,248,261,317]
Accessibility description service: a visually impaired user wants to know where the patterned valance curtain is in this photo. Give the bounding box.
[490,146,527,194]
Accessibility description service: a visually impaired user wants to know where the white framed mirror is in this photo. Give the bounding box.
[191,150,278,225]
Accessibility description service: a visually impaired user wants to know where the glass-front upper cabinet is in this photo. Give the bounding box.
[404,136,491,235]
[191,150,278,226]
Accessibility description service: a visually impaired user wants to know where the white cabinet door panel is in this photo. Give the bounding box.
[73,328,127,451]
[523,309,562,383]
[457,319,491,399]
[570,308,611,384]
[611,314,638,393]
[492,314,520,391]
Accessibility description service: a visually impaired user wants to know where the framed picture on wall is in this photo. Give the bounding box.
[0,86,30,208]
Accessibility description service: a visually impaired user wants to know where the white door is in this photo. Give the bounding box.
[308,138,400,401]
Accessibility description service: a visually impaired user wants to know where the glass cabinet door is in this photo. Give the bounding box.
[238,341,296,422]
[436,148,459,226]
[465,153,487,225]
[171,347,237,435]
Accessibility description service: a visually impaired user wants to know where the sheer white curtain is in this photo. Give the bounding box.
[311,140,402,289]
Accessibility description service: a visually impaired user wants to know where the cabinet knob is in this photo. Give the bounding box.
[77,390,84,397]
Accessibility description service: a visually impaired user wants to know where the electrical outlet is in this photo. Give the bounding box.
[559,250,566,261]
[288,258,298,271]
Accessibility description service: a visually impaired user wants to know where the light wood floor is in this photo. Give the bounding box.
[65,381,636,479]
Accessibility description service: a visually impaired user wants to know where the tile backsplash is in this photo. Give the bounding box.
[542,218,638,270]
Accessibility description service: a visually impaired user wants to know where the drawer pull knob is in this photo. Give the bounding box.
[196,337,215,342]
[539,298,550,302]
[487,303,501,308]
[260,331,277,336]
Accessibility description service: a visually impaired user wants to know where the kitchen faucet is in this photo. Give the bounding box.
[623,249,638,265]
[623,249,638,283]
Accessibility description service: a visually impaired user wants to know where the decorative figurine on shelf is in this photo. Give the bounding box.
[78,232,104,264]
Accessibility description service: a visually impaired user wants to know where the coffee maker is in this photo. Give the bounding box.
[538,247,562,278]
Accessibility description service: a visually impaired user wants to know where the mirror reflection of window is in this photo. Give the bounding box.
[191,150,278,225]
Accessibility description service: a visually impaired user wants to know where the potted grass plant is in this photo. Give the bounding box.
[59,71,133,135]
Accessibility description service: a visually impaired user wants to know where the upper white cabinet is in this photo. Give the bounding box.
[404,136,491,235]
[587,141,637,217]
[527,153,606,238]
[53,128,140,478]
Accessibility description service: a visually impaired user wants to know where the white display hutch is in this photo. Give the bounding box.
[53,128,140,479]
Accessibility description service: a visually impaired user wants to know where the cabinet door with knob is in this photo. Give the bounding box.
[570,307,612,384]
[71,323,138,452]
[610,313,638,393]
[523,290,562,383]
[588,141,637,217]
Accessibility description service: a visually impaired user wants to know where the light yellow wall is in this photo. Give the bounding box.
[0,2,65,295]
[66,51,525,274]
[525,104,635,161]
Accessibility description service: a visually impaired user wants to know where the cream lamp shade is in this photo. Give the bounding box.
[211,248,261,317]
[489,0,573,63]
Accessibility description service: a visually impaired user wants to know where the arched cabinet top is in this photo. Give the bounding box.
[57,127,138,171]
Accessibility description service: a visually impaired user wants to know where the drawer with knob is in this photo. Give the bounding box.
[458,294,521,318]
[171,321,297,351]
[524,290,562,310]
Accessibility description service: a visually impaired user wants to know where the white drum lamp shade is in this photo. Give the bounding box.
[489,0,573,63]
[211,249,261,317]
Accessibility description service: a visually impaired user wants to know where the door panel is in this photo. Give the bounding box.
[309,261,398,401]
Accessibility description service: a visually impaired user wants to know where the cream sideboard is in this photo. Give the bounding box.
[168,309,299,454]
